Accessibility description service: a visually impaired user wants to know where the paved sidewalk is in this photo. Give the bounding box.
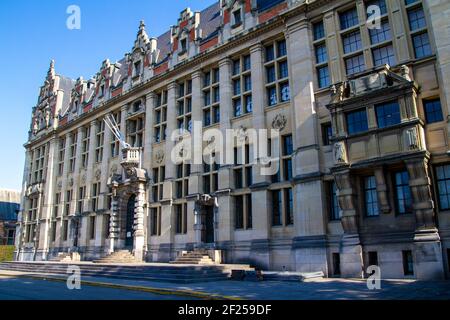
[0,270,449,300]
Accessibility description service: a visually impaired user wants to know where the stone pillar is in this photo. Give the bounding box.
[39,137,58,260]
[323,11,343,83]
[57,133,72,250]
[133,182,146,261]
[406,157,445,280]
[16,149,32,261]
[108,191,119,254]
[99,123,112,210]
[389,0,412,63]
[216,57,233,245]
[285,16,328,274]
[158,82,177,260]
[188,72,203,245]
[424,0,450,143]
[142,92,155,171]
[374,167,390,214]
[335,170,363,278]
[249,43,271,268]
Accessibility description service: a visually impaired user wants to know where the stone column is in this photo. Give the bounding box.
[108,192,119,254]
[323,10,343,83]
[16,149,32,261]
[389,0,412,63]
[142,92,155,171]
[69,127,84,249]
[249,43,271,268]
[39,137,58,260]
[77,120,97,252]
[374,167,390,214]
[406,157,444,280]
[217,57,233,245]
[334,170,363,278]
[424,0,450,143]
[159,82,177,261]
[57,132,72,250]
[188,71,203,244]
[285,16,328,274]
[134,182,146,261]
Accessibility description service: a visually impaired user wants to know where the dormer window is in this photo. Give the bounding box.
[134,61,141,77]
[232,8,242,27]
[74,101,79,113]
[133,101,141,112]
[180,38,187,52]
[100,84,105,97]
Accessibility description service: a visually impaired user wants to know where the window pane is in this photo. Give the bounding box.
[369,20,391,44]
[280,82,290,102]
[366,0,387,16]
[343,31,362,54]
[413,32,432,59]
[408,7,427,31]
[365,176,379,216]
[436,164,450,210]
[346,109,368,134]
[313,21,325,40]
[340,8,359,30]
[372,45,396,66]
[375,101,401,128]
[395,171,413,214]
[345,54,365,75]
[267,86,277,106]
[315,43,328,64]
[317,66,330,88]
[424,99,444,124]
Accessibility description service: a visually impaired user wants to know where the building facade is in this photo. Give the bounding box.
[0,190,20,246]
[16,0,450,280]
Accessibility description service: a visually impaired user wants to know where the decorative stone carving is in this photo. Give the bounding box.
[236,126,247,143]
[95,169,102,181]
[81,174,87,184]
[57,181,63,191]
[111,164,118,175]
[272,114,287,131]
[331,81,350,103]
[334,141,348,164]
[406,127,419,150]
[155,150,164,164]
[400,65,411,81]
[68,177,74,187]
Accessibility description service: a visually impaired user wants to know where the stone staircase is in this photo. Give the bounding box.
[49,253,72,262]
[171,250,215,265]
[93,250,137,264]
[0,261,237,283]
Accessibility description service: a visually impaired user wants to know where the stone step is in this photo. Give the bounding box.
[0,261,232,283]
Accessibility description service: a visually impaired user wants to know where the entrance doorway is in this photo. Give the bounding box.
[202,206,215,244]
[125,195,135,248]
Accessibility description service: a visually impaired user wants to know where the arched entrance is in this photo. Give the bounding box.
[125,195,136,248]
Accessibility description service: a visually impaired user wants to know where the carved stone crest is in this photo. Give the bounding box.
[155,150,164,164]
[334,141,348,164]
[406,127,419,150]
[271,114,287,131]
[236,126,247,143]
[57,180,63,191]
[95,169,102,181]
[68,177,74,187]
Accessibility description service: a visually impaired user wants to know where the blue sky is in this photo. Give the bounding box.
[0,0,216,191]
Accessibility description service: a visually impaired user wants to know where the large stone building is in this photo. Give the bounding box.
[0,190,20,246]
[16,0,450,280]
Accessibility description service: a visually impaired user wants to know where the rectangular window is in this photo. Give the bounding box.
[345,54,365,75]
[235,195,244,230]
[272,190,282,226]
[175,204,183,234]
[395,171,413,214]
[412,32,432,58]
[346,109,368,134]
[340,8,359,30]
[315,43,328,64]
[51,222,57,243]
[89,216,96,240]
[317,66,330,88]
[424,98,444,124]
[313,21,325,40]
[436,164,450,210]
[322,123,332,146]
[376,101,401,128]
[365,176,379,217]
[408,6,427,31]
[284,188,294,226]
[342,31,362,54]
[63,220,69,241]
[265,39,289,107]
[246,194,253,229]
[369,20,391,44]
[366,0,387,16]
[402,250,414,275]
[373,44,396,66]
